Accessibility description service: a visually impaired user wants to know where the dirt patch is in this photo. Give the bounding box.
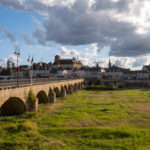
[127,117,150,128]
[132,102,150,112]
[50,102,65,113]
[86,93,114,99]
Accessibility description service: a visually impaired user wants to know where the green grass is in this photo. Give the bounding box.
[1,89,150,149]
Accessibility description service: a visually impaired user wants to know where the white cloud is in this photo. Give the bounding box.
[32,0,76,8]
[88,0,96,9]
[110,0,150,35]
[83,43,99,57]
[60,43,102,66]
[111,0,120,2]
[0,58,7,63]
[0,55,22,67]
[60,43,100,59]
[9,55,22,62]
[60,46,80,56]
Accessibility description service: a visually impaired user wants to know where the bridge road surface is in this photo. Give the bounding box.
[0,78,78,88]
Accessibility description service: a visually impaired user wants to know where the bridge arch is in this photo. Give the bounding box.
[37,90,48,104]
[0,97,26,116]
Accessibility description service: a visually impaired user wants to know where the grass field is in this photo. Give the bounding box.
[1,88,150,149]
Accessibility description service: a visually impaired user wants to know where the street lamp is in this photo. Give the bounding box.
[14,46,20,87]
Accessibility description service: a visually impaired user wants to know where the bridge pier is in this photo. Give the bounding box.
[64,85,68,94]
[60,86,66,98]
[68,84,73,94]
[73,84,78,92]
[26,89,38,112]
[77,83,81,90]
[81,82,84,89]
[48,88,56,103]
[26,98,38,112]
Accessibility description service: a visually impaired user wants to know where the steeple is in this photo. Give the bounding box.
[96,62,99,68]
[108,59,111,69]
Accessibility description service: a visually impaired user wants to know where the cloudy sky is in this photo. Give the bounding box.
[0,0,150,69]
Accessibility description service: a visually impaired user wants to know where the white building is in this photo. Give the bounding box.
[142,65,150,79]
[31,70,50,78]
[50,65,105,79]
[106,66,130,80]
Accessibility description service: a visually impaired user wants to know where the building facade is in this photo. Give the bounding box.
[52,55,83,69]
[105,66,130,80]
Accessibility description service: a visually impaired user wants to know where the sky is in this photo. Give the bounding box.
[0,0,150,70]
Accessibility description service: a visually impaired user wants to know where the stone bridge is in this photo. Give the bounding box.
[0,79,84,116]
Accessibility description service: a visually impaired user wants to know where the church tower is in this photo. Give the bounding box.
[96,62,99,68]
[55,55,61,61]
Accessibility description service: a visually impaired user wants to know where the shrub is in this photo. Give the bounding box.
[18,121,37,131]
[27,89,37,112]
[85,85,114,90]
[118,83,124,88]
[4,121,37,132]
[28,89,36,102]
[94,79,103,85]
[88,81,93,85]
[108,83,115,89]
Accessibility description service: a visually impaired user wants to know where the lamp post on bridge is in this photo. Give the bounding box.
[14,46,20,87]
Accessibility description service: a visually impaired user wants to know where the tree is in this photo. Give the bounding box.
[95,79,103,85]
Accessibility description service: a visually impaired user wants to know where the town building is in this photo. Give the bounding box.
[1,54,150,80]
[123,70,149,80]
[0,68,12,79]
[105,60,149,80]
[50,61,105,79]
[52,55,83,70]
[142,65,150,79]
[85,65,105,79]
[106,65,130,80]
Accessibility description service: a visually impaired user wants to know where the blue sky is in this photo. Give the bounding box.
[0,0,150,69]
